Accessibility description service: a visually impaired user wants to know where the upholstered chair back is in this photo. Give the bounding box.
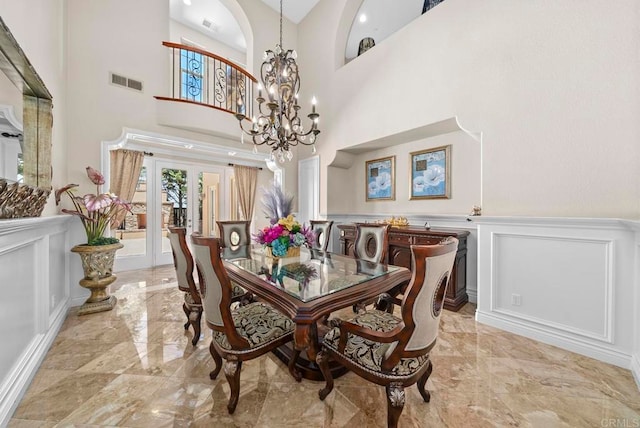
[191,235,250,349]
[309,220,334,251]
[401,238,458,355]
[190,236,233,327]
[354,223,390,263]
[168,227,197,296]
[216,221,251,247]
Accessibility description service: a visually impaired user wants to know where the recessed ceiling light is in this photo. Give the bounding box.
[183,0,191,5]
[359,14,367,23]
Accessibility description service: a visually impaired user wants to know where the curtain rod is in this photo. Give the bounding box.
[228,163,262,170]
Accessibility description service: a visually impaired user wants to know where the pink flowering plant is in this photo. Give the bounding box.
[55,167,131,245]
[253,214,315,257]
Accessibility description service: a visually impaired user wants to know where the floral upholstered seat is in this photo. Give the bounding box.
[323,310,428,377]
[213,302,295,352]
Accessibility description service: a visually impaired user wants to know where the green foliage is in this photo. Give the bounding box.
[161,169,187,209]
[88,236,120,246]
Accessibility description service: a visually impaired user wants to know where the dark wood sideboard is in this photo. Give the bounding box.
[336,224,470,311]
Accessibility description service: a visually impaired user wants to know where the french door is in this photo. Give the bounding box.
[154,161,231,266]
[113,158,233,271]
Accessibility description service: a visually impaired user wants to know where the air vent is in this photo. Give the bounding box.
[202,18,218,32]
[109,72,143,92]
[127,79,143,91]
[111,73,127,87]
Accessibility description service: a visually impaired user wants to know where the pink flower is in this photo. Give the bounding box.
[55,183,78,205]
[86,166,105,185]
[83,193,112,212]
[110,195,131,211]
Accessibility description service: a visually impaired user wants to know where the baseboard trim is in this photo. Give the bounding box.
[0,300,69,426]
[467,289,477,304]
[70,295,87,308]
[476,310,632,369]
[631,353,640,391]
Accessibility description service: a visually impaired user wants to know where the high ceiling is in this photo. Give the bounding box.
[169,0,434,64]
[260,0,321,24]
[169,0,247,53]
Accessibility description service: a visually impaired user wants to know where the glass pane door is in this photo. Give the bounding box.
[154,162,229,266]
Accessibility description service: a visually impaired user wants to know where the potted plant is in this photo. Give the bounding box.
[56,166,131,315]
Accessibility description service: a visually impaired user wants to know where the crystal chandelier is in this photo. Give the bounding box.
[236,0,320,163]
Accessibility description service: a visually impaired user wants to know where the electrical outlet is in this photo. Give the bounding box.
[511,294,522,306]
[51,295,56,308]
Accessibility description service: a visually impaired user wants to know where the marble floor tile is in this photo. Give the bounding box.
[8,264,640,427]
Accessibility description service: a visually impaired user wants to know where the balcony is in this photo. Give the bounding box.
[155,42,255,140]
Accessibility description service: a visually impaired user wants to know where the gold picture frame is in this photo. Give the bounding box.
[410,145,451,200]
[365,156,395,201]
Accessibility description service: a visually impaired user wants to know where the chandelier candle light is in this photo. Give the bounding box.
[236,0,320,163]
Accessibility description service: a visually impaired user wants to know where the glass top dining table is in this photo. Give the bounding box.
[222,245,402,303]
[221,245,411,381]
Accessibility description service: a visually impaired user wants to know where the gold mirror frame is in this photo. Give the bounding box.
[0,17,53,218]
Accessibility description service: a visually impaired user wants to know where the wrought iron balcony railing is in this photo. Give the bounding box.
[157,41,255,119]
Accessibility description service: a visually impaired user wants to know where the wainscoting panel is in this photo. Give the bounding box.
[476,217,635,369]
[491,233,612,342]
[0,216,72,426]
[0,241,38,389]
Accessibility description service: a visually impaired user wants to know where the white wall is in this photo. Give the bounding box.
[330,130,481,215]
[65,0,299,205]
[0,0,68,215]
[298,0,640,219]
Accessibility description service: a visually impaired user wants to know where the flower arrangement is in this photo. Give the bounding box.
[254,214,314,257]
[55,167,131,246]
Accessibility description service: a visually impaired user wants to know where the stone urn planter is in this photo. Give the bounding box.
[71,242,123,315]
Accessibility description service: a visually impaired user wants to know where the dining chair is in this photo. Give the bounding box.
[352,223,391,312]
[216,220,254,304]
[216,220,251,247]
[309,220,334,251]
[167,227,204,346]
[316,238,459,428]
[354,223,390,263]
[191,235,301,414]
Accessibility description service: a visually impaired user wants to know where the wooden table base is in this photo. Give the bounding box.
[272,343,348,381]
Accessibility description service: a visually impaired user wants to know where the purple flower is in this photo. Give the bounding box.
[54,184,78,205]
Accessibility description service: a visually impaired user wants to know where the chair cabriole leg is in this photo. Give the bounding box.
[386,383,405,428]
[182,302,190,330]
[417,359,432,402]
[209,341,222,380]
[224,359,242,414]
[191,308,202,346]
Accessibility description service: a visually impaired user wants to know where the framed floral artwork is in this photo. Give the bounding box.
[365,156,395,201]
[410,145,451,199]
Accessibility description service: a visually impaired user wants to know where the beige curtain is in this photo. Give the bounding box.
[110,149,144,229]
[234,165,258,221]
